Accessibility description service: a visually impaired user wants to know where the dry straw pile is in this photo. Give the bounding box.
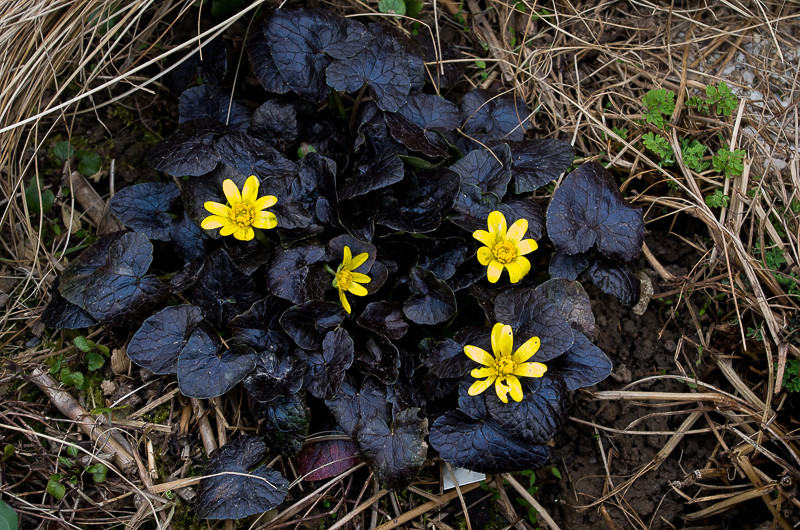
[1,0,799,528]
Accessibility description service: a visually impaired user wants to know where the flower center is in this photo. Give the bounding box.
[229,203,255,228]
[336,269,353,291]
[493,241,518,264]
[493,355,516,377]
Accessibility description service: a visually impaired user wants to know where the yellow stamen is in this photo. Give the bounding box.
[494,356,516,377]
[336,269,353,291]
[230,203,255,228]
[492,241,518,264]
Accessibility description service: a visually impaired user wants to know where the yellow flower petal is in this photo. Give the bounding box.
[350,272,371,284]
[472,229,495,247]
[513,361,547,378]
[252,211,277,229]
[494,324,513,357]
[338,288,351,314]
[241,176,260,204]
[201,215,227,229]
[490,323,505,355]
[505,260,525,283]
[347,283,368,297]
[222,179,242,204]
[342,246,353,268]
[512,255,531,281]
[349,251,369,271]
[464,345,494,367]
[494,377,511,403]
[471,366,496,379]
[486,260,503,283]
[204,201,230,216]
[505,218,528,243]
[505,375,523,402]
[468,377,495,396]
[220,222,238,236]
[254,195,277,211]
[233,226,255,241]
[516,238,538,256]
[512,335,541,364]
[477,246,493,266]
[487,211,507,237]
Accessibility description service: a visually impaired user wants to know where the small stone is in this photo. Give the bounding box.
[101,379,117,396]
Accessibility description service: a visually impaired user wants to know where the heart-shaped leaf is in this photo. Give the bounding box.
[127,305,203,375]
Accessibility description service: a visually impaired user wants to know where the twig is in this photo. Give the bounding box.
[374,482,481,530]
[30,367,136,474]
[190,398,217,456]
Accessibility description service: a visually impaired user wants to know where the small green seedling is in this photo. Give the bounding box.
[73,336,110,372]
[680,138,709,172]
[712,147,745,178]
[642,132,674,166]
[705,189,728,208]
[642,88,675,129]
[687,82,738,117]
[24,177,55,215]
[780,360,800,392]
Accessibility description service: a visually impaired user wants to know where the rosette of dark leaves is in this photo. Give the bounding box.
[195,435,289,520]
[191,249,260,327]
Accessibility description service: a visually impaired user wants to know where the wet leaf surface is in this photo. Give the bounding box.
[403,266,457,325]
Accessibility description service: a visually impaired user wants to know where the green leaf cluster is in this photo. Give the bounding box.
[781,360,800,393]
[704,189,728,208]
[687,82,738,116]
[642,132,674,165]
[712,147,745,178]
[680,138,709,172]
[641,88,675,129]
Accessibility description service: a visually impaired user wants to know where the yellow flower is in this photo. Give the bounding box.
[332,246,371,314]
[464,322,547,403]
[201,176,277,241]
[473,210,537,283]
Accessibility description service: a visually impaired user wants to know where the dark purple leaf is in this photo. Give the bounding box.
[58,232,167,325]
[297,328,354,399]
[584,258,640,306]
[250,100,298,148]
[279,301,346,351]
[243,351,304,403]
[178,85,249,131]
[230,297,291,354]
[147,121,225,177]
[196,435,288,520]
[553,332,612,391]
[296,437,359,481]
[127,305,203,375]
[177,324,257,399]
[493,287,574,362]
[339,151,404,200]
[191,249,260,327]
[267,8,367,101]
[216,132,298,180]
[326,30,411,112]
[247,21,291,94]
[265,241,326,304]
[507,139,575,193]
[461,88,529,142]
[110,182,181,241]
[258,394,310,456]
[546,162,644,261]
[325,378,389,437]
[169,212,206,263]
[356,302,408,340]
[429,410,549,473]
[420,338,472,379]
[535,279,595,338]
[385,93,460,157]
[451,144,513,198]
[548,251,592,281]
[402,266,457,325]
[354,333,400,385]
